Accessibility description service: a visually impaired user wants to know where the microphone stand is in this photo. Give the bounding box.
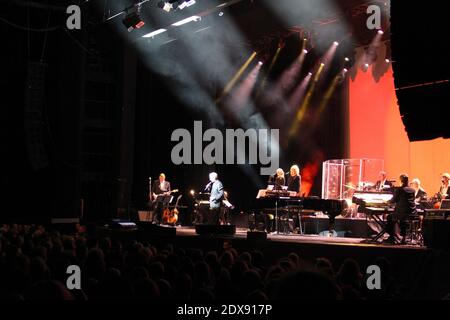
[148,177,152,221]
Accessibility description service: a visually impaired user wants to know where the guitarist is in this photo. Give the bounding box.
[151,173,171,224]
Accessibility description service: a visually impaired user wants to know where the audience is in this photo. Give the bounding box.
[0,223,441,300]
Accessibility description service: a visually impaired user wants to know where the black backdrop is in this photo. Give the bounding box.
[2,2,348,222]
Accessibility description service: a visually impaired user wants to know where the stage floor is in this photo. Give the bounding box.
[173,226,426,250]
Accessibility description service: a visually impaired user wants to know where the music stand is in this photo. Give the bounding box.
[440,199,450,209]
[157,195,173,208]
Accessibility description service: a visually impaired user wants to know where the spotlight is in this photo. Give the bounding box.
[344,57,350,62]
[378,29,384,35]
[218,11,224,16]
[343,68,348,73]
[364,63,369,68]
[190,189,195,196]
[385,59,390,63]
[178,0,196,10]
[122,11,145,32]
[157,1,176,12]
[158,0,196,12]
[333,41,339,46]
[308,72,312,76]
[258,61,263,66]
[320,63,325,66]
[303,49,308,54]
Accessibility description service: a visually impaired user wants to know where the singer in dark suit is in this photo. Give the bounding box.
[386,174,416,244]
[206,172,224,225]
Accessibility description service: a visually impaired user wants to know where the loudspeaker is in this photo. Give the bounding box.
[423,217,450,250]
[195,224,236,236]
[105,219,137,230]
[247,231,267,241]
[138,222,176,236]
[50,218,80,234]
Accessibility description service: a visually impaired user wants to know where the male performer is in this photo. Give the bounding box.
[286,165,301,195]
[374,171,393,191]
[386,174,416,244]
[151,173,171,224]
[437,172,450,200]
[205,172,224,225]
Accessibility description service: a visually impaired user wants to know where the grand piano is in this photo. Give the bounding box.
[254,190,347,234]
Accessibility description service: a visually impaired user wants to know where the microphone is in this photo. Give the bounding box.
[204,181,212,191]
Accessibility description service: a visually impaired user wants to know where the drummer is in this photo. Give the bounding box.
[374,171,393,191]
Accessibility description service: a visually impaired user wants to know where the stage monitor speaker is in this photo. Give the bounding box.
[247,231,267,241]
[50,218,80,234]
[138,222,176,236]
[106,219,137,230]
[195,224,236,236]
[423,217,450,250]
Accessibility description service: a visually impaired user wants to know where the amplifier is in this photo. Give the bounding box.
[423,217,450,250]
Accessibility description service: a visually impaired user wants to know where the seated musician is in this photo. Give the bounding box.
[410,178,428,206]
[151,173,171,224]
[386,174,416,244]
[438,173,450,201]
[374,171,393,191]
[286,165,301,195]
[268,168,285,190]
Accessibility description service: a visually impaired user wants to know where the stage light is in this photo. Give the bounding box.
[122,11,145,32]
[333,41,339,46]
[190,189,195,196]
[158,0,195,12]
[157,1,176,12]
[344,57,350,62]
[343,68,348,73]
[142,28,167,38]
[303,49,308,54]
[218,11,224,16]
[308,72,312,76]
[258,61,263,65]
[378,29,384,35]
[320,63,325,66]
[178,0,196,10]
[385,59,390,63]
[364,63,369,67]
[172,15,201,26]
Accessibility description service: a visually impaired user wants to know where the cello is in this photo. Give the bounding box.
[163,194,182,225]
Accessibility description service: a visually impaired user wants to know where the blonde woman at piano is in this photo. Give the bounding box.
[286,164,301,196]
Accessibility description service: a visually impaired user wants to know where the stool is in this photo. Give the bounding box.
[278,210,291,235]
[405,215,423,246]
